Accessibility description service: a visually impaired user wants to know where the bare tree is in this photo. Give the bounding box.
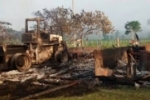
[0,21,14,44]
[33,7,114,45]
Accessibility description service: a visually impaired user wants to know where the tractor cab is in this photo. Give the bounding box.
[22,18,63,45]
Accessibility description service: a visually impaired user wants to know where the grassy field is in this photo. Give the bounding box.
[67,39,150,48]
[39,84,150,100]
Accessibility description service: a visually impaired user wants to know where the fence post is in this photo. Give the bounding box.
[116,38,120,47]
[97,40,99,46]
[86,40,88,47]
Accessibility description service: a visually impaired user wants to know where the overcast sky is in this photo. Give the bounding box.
[0,0,150,33]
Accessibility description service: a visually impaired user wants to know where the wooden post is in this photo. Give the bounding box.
[126,49,137,79]
[92,41,93,46]
[126,62,132,78]
[126,48,132,78]
[81,39,84,47]
[116,38,120,47]
[133,64,137,78]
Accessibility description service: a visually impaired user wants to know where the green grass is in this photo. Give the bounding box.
[40,85,150,100]
[1,80,150,100]
[67,39,150,48]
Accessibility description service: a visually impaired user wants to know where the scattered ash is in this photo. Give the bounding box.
[0,58,98,100]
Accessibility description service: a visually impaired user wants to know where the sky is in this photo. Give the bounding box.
[0,0,150,34]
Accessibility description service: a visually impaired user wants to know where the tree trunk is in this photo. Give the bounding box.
[131,31,136,41]
[81,35,83,48]
[18,80,81,100]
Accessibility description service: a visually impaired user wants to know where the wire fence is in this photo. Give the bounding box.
[66,39,150,48]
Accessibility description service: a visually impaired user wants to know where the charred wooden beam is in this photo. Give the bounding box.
[49,66,76,77]
[17,80,81,100]
[50,70,94,80]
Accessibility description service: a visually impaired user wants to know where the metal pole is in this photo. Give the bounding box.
[72,0,74,15]
[72,0,76,47]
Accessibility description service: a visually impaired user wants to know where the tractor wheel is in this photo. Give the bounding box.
[11,53,31,72]
[55,50,68,63]
[60,50,68,63]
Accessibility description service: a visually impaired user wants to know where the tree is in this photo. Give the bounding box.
[121,35,125,39]
[125,21,141,40]
[115,30,119,38]
[0,21,14,44]
[33,7,114,43]
[147,19,150,25]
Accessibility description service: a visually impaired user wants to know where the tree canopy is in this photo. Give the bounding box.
[33,7,114,41]
[0,21,15,44]
[125,21,141,40]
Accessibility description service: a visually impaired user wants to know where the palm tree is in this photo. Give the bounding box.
[125,21,141,41]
